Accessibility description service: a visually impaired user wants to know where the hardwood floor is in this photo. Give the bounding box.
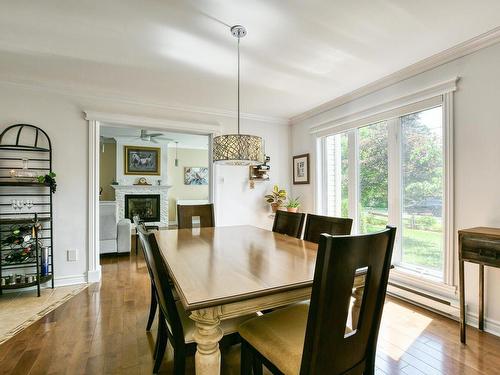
[1,249,500,374]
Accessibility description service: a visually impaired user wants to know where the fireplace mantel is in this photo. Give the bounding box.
[111,184,172,225]
[111,184,172,192]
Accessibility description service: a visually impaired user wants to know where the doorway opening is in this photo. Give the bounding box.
[87,112,218,282]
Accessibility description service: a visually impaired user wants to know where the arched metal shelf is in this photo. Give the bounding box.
[0,124,54,296]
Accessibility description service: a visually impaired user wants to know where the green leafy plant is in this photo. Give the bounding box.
[37,172,57,193]
[265,185,287,207]
[286,196,301,208]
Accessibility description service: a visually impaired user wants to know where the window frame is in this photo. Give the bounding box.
[314,85,455,296]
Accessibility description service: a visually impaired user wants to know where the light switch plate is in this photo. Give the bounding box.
[67,249,78,262]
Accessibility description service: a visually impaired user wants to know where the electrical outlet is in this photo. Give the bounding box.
[67,249,78,262]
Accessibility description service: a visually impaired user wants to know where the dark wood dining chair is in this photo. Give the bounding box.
[239,226,397,375]
[138,230,254,374]
[303,214,353,244]
[133,215,160,254]
[272,210,306,239]
[136,222,158,333]
[177,203,215,229]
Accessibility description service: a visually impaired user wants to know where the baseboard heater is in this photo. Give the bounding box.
[387,281,460,320]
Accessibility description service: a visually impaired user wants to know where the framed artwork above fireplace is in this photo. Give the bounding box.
[124,145,161,175]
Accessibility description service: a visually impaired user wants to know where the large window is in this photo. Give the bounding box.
[326,133,349,217]
[401,107,444,276]
[323,104,448,281]
[358,121,388,234]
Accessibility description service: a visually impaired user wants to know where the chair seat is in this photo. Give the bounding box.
[239,302,352,375]
[176,301,256,344]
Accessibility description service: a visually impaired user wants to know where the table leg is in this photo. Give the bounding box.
[479,264,484,331]
[352,285,364,329]
[190,308,224,375]
[459,259,466,344]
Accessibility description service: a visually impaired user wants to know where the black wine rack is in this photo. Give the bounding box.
[0,124,54,296]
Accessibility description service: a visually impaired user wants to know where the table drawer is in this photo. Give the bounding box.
[461,236,500,264]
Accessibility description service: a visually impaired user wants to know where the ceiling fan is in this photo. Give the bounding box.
[137,129,174,143]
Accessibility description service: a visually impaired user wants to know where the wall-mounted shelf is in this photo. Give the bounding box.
[249,156,270,189]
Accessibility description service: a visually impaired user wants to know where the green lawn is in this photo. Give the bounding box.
[365,221,443,271]
[402,228,443,270]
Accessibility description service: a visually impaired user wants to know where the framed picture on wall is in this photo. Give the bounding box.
[184,167,208,185]
[293,153,310,184]
[124,146,161,175]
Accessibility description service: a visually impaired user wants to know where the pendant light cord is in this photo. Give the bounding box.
[237,36,241,135]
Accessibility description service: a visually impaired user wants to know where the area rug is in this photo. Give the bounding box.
[0,283,88,345]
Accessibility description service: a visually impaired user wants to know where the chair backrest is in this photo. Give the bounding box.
[137,223,155,282]
[272,210,306,239]
[300,226,396,375]
[303,214,353,244]
[138,230,186,349]
[177,203,215,229]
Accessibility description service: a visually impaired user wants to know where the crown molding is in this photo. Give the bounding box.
[0,78,288,126]
[85,111,221,135]
[290,26,500,124]
[309,77,458,136]
[109,135,209,150]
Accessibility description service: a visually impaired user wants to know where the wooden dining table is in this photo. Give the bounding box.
[155,225,367,375]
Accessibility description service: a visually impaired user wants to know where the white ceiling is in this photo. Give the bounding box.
[100,125,209,150]
[1,1,499,119]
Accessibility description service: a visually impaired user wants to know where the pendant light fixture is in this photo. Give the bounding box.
[174,141,179,167]
[212,25,265,166]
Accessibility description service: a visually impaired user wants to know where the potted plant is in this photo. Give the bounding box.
[37,172,57,193]
[265,185,287,213]
[286,197,300,213]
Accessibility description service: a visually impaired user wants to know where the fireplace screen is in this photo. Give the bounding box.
[125,194,160,222]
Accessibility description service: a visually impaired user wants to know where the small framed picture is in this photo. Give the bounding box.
[184,167,209,185]
[293,153,310,184]
[124,146,161,175]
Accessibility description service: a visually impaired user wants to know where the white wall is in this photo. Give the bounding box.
[290,42,500,333]
[215,121,291,230]
[0,83,291,286]
[0,88,88,286]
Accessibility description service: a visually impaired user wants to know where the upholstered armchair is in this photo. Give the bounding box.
[99,201,131,254]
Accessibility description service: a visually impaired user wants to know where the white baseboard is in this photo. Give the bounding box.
[54,273,87,287]
[465,311,500,337]
[87,266,102,283]
[1,274,85,293]
[388,284,500,337]
[2,273,91,290]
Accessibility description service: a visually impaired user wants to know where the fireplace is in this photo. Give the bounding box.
[124,194,161,222]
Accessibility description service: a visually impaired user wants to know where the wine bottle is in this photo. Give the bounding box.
[2,225,32,245]
[5,245,33,263]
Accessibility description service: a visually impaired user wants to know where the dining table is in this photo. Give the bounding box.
[155,225,367,375]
